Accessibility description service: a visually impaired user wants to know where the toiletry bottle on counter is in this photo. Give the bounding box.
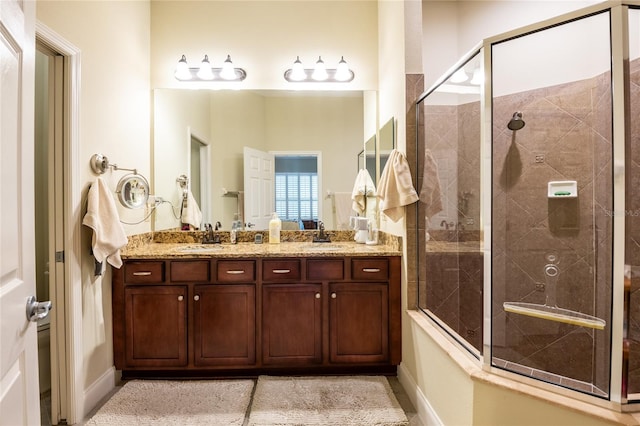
[269,212,281,244]
[230,214,240,244]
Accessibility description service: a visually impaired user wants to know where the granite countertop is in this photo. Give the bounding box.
[121,241,401,259]
[121,230,402,259]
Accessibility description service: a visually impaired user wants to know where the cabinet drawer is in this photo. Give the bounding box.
[170,260,210,282]
[307,259,344,280]
[124,262,165,284]
[217,260,256,283]
[351,258,389,281]
[263,259,301,281]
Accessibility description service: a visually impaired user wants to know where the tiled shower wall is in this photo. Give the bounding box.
[627,57,640,394]
[492,70,613,393]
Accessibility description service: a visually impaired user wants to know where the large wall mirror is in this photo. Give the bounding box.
[153,89,378,231]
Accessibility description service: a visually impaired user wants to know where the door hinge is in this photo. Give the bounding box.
[55,251,65,263]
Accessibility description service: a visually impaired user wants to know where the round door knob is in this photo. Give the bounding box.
[178,295,184,301]
[194,295,200,301]
[315,293,321,299]
[331,293,337,299]
[26,296,52,322]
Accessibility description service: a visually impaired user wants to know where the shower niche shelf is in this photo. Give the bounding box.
[548,180,577,198]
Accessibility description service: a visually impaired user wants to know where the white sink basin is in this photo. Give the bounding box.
[304,244,342,251]
[174,245,224,253]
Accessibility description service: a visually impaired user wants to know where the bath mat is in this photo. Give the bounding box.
[248,375,408,425]
[86,379,254,425]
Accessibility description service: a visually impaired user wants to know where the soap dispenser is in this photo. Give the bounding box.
[269,212,281,244]
[230,214,240,244]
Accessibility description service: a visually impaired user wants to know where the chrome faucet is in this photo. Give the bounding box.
[313,221,331,243]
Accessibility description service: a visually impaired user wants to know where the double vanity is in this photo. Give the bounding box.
[112,231,402,378]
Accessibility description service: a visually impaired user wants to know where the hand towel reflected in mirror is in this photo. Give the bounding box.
[181,190,202,230]
[351,169,376,215]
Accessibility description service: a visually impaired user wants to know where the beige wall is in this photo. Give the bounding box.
[150,0,378,91]
[36,0,151,415]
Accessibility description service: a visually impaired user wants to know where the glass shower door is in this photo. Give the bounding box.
[490,11,613,398]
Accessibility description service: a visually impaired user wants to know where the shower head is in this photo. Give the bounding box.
[507,112,525,131]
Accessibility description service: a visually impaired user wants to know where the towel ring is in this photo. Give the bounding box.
[116,173,149,209]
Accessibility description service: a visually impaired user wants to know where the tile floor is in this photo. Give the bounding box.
[75,375,423,426]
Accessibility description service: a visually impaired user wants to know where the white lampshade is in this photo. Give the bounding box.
[312,56,328,81]
[197,55,214,80]
[174,55,192,80]
[220,55,237,80]
[289,56,306,81]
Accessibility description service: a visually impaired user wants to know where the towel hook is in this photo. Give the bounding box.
[90,153,138,175]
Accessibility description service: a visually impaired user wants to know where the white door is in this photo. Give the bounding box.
[0,1,45,425]
[243,147,274,230]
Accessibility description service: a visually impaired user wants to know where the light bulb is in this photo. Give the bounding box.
[450,68,468,83]
[312,56,328,81]
[174,55,192,80]
[289,56,306,81]
[220,55,237,80]
[197,55,214,80]
[335,56,351,81]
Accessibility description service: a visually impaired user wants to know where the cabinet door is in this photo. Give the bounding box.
[124,286,187,367]
[329,282,389,363]
[194,285,256,366]
[262,284,322,365]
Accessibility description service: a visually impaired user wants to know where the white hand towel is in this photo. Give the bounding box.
[419,149,443,220]
[376,149,419,222]
[333,192,356,230]
[351,169,376,215]
[181,190,202,229]
[82,177,128,269]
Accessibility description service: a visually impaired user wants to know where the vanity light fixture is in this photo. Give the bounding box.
[174,54,247,82]
[284,55,355,83]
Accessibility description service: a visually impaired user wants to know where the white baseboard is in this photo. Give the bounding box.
[398,363,443,426]
[82,366,116,419]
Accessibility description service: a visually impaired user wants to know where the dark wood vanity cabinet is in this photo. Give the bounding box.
[261,257,400,368]
[124,285,188,367]
[113,255,401,376]
[193,284,256,366]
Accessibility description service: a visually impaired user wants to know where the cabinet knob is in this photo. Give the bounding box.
[331,293,337,299]
[194,295,200,301]
[177,295,184,301]
[315,293,321,299]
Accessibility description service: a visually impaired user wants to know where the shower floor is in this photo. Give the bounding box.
[493,357,608,398]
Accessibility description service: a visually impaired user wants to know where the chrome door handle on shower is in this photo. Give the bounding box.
[26,296,52,322]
